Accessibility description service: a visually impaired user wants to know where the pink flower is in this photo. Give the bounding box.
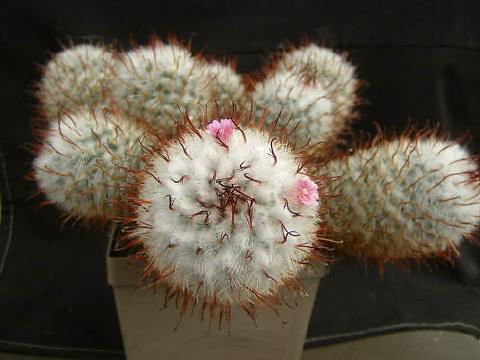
[294,178,319,206]
[206,118,234,142]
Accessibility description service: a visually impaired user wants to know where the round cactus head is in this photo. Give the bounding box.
[37,44,116,119]
[253,70,335,146]
[111,41,204,132]
[198,58,248,112]
[110,39,247,134]
[276,44,359,120]
[252,43,360,147]
[32,107,148,221]
[122,111,330,324]
[321,129,480,268]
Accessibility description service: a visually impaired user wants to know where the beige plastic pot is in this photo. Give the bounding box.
[107,234,325,360]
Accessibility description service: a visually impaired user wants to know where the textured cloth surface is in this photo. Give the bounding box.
[1,0,480,357]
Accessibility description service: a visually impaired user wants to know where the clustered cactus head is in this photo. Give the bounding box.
[276,44,359,121]
[252,70,335,146]
[30,37,480,324]
[196,57,247,113]
[37,44,116,119]
[321,129,480,266]
[110,42,205,132]
[32,108,148,221]
[122,114,329,321]
[251,44,360,147]
[110,39,246,134]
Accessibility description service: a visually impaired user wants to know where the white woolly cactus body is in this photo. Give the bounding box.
[252,70,335,145]
[276,44,359,121]
[111,43,247,133]
[127,117,326,320]
[321,133,480,263]
[37,44,116,119]
[201,61,247,109]
[111,43,204,131]
[33,108,148,220]
[252,44,359,146]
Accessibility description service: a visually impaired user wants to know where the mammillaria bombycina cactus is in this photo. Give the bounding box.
[320,130,480,266]
[111,40,246,133]
[122,115,329,322]
[30,36,480,329]
[37,44,116,119]
[252,44,360,147]
[33,108,149,221]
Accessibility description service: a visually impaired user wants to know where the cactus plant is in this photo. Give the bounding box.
[111,41,247,134]
[320,131,480,265]
[33,108,148,221]
[252,44,359,147]
[123,116,329,321]
[30,37,480,330]
[37,44,116,119]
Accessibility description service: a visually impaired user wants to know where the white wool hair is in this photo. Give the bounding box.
[252,70,335,145]
[111,44,211,131]
[203,62,247,106]
[277,44,358,121]
[38,44,115,119]
[322,138,480,260]
[34,108,147,219]
[134,128,320,305]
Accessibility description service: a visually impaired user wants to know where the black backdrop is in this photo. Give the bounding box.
[1,1,480,358]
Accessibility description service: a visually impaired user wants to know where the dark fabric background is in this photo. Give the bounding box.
[1,0,480,358]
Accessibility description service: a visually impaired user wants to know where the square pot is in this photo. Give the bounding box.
[107,232,325,360]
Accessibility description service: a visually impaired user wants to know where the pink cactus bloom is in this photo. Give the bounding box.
[207,118,235,142]
[294,178,319,206]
